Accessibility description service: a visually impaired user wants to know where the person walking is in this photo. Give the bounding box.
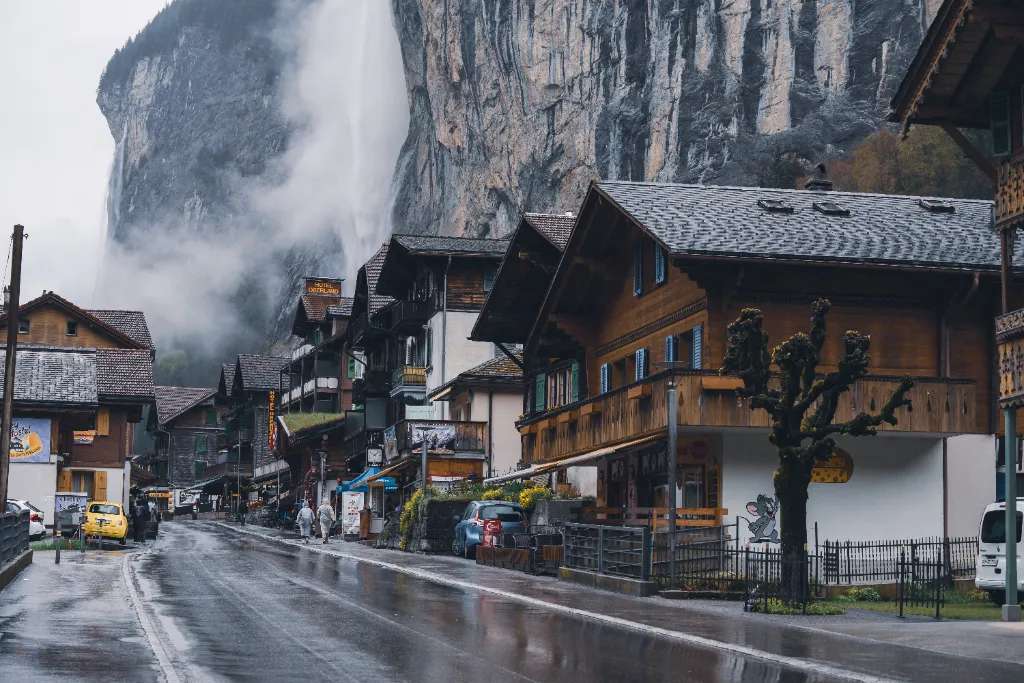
[238,497,248,526]
[297,500,314,543]
[132,497,149,544]
[317,499,335,544]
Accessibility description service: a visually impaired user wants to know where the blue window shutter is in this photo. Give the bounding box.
[692,325,703,369]
[570,361,580,402]
[665,335,676,363]
[600,363,609,394]
[633,241,644,296]
[534,373,546,412]
[654,245,666,284]
[635,348,648,380]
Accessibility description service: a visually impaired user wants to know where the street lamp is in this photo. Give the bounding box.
[318,434,328,507]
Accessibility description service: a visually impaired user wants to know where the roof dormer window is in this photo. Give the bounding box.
[757,199,795,214]
[66,321,78,336]
[812,201,850,217]
[918,198,955,214]
[17,319,29,334]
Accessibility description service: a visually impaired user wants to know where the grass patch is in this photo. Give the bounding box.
[31,538,84,551]
[831,600,1002,620]
[280,412,344,434]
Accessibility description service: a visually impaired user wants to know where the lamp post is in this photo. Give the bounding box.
[319,434,328,507]
[667,376,678,587]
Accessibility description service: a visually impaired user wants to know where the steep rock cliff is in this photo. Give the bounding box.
[391,0,933,237]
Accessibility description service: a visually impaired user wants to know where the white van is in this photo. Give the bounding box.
[976,498,1024,604]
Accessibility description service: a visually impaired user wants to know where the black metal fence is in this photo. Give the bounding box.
[1,510,30,565]
[563,523,651,580]
[821,536,977,584]
[896,550,945,619]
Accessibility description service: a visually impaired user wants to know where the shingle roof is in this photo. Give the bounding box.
[391,234,510,256]
[0,346,97,406]
[87,310,153,348]
[237,354,287,392]
[597,181,1011,271]
[95,348,155,401]
[221,363,236,398]
[299,295,330,322]
[524,213,575,250]
[363,243,394,316]
[327,297,353,318]
[429,352,523,400]
[154,385,216,425]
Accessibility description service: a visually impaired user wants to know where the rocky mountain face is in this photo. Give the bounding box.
[391,0,935,237]
[99,0,942,379]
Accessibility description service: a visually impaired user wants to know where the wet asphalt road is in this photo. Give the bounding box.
[132,522,819,682]
[3,522,1020,682]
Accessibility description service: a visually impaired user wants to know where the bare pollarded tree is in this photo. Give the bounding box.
[721,298,913,600]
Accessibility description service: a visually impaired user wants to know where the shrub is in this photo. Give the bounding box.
[399,488,426,551]
[481,488,506,501]
[519,485,553,511]
[844,587,883,602]
[752,599,845,616]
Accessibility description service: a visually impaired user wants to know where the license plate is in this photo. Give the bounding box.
[982,557,998,566]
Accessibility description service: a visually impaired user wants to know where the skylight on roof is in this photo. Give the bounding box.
[757,199,795,214]
[812,201,850,217]
[918,198,955,214]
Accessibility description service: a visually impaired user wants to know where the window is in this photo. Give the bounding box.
[981,510,1022,544]
[483,267,496,293]
[654,245,667,285]
[633,240,644,296]
[205,409,218,426]
[534,374,546,413]
[634,348,649,381]
[17,319,29,334]
[194,460,207,479]
[66,320,78,336]
[756,198,795,214]
[812,201,850,217]
[992,91,1011,156]
[194,434,208,455]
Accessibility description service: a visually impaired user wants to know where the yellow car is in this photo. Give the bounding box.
[82,501,128,544]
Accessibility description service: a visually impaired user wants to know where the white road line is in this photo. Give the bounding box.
[121,553,182,683]
[215,523,898,683]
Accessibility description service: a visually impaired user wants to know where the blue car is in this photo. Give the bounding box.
[453,500,527,558]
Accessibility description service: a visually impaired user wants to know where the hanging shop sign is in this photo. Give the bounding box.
[9,417,51,462]
[811,449,854,484]
[305,278,342,297]
[73,430,96,445]
[268,391,277,450]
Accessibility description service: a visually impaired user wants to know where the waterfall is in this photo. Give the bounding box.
[103,119,128,244]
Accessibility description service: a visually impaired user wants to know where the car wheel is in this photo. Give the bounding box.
[119,537,126,546]
[988,590,1006,606]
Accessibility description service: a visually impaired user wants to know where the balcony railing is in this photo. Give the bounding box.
[387,299,432,331]
[519,370,979,465]
[395,419,487,454]
[996,159,1024,231]
[392,365,427,388]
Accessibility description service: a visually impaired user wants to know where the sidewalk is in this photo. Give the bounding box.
[217,522,1024,682]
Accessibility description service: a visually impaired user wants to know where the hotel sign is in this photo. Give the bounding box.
[305,279,342,296]
[268,391,277,450]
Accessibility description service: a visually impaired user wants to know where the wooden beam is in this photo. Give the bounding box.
[939,123,997,181]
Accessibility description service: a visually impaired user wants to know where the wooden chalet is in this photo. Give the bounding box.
[146,386,219,488]
[891,0,1024,498]
[478,180,1011,543]
[1,291,155,511]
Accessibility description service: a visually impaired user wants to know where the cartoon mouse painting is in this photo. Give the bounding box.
[745,494,779,543]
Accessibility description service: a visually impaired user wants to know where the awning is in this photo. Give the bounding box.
[484,435,660,486]
[252,459,290,483]
[364,459,411,485]
[337,467,396,493]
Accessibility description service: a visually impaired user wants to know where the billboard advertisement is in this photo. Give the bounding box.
[9,417,51,463]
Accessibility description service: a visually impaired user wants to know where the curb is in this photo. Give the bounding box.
[214,522,892,683]
[0,549,32,593]
[122,552,182,683]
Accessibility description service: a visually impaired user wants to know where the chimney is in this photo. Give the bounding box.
[804,163,834,192]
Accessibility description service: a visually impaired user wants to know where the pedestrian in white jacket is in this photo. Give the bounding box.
[317,500,335,544]
[297,501,314,544]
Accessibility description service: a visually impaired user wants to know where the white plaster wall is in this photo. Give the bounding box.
[8,461,57,524]
[721,431,945,545]
[425,310,496,397]
[945,434,997,538]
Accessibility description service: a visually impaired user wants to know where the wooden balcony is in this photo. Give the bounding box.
[395,419,487,455]
[997,308,1024,406]
[997,159,1024,232]
[391,366,427,395]
[519,370,980,465]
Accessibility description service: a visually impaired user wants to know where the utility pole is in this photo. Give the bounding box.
[1001,228,1020,621]
[421,437,428,494]
[319,434,327,506]
[667,377,678,587]
[0,225,25,506]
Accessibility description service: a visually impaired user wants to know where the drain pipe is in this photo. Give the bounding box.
[441,255,451,420]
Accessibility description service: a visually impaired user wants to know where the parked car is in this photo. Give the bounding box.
[6,499,45,540]
[453,501,527,558]
[83,501,129,545]
[976,498,1024,604]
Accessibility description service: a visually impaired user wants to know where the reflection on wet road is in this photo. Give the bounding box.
[132,523,821,682]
